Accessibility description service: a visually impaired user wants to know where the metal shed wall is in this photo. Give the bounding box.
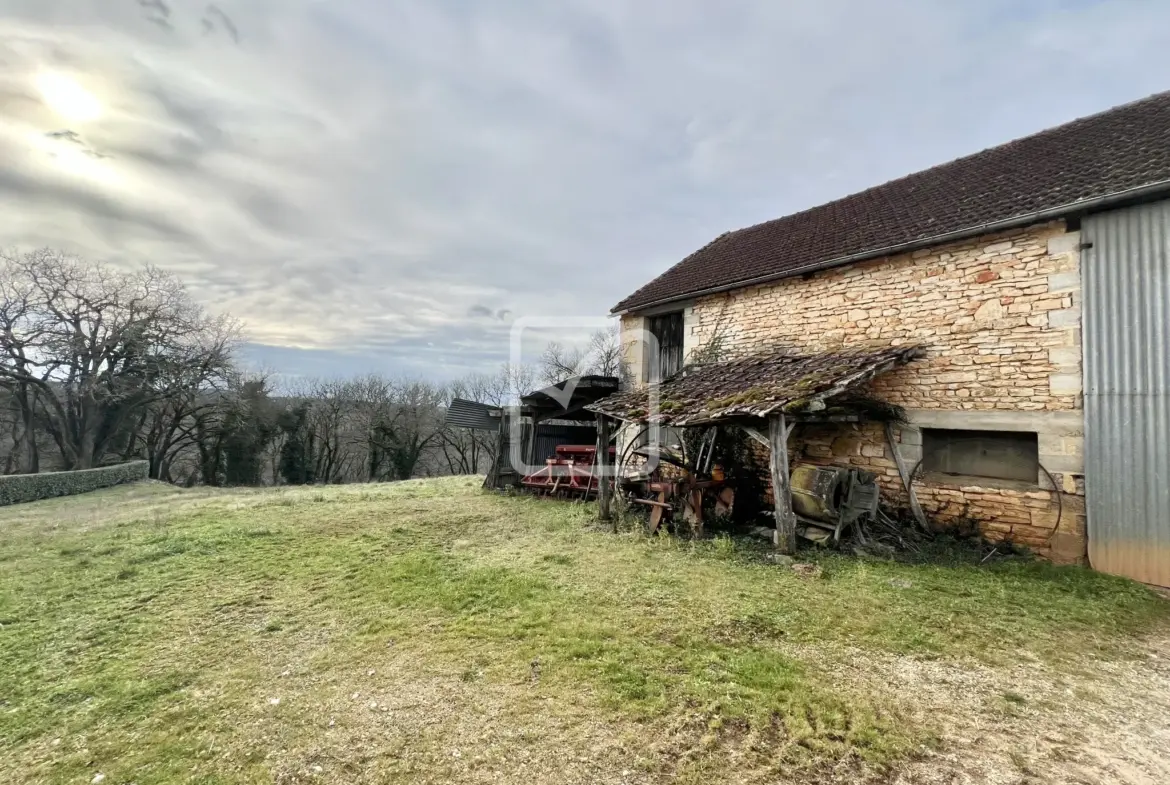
[532,424,598,465]
[1082,200,1170,587]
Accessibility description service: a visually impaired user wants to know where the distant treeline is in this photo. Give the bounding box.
[0,249,623,486]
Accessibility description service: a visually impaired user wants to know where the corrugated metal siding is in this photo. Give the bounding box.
[1083,200,1170,587]
[445,398,499,431]
[532,425,597,465]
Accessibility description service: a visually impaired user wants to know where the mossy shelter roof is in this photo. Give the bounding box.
[587,345,923,427]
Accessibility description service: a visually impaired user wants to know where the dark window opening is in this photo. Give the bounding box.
[921,428,1039,483]
[646,311,683,382]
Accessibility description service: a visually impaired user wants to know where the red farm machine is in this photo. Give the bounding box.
[520,444,616,499]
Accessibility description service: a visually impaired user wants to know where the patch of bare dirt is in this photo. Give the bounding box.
[241,653,657,785]
[243,626,1170,785]
[864,633,1170,785]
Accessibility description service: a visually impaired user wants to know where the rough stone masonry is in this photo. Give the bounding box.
[621,220,1087,563]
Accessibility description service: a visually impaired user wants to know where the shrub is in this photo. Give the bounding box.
[0,462,149,507]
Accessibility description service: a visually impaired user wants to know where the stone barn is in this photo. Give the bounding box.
[609,91,1170,585]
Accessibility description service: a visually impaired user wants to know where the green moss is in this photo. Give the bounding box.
[705,387,772,411]
[793,375,822,389]
[782,397,821,414]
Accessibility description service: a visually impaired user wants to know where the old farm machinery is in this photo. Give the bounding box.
[520,444,616,498]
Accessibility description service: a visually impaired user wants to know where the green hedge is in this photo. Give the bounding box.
[0,461,149,507]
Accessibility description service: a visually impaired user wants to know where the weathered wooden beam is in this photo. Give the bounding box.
[769,413,797,554]
[526,415,541,468]
[746,421,796,447]
[596,415,614,528]
[484,412,507,489]
[743,426,770,448]
[884,422,930,532]
[688,488,704,538]
[610,422,630,479]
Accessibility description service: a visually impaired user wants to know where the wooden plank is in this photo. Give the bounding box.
[484,412,504,490]
[596,416,614,527]
[690,488,704,538]
[885,422,930,532]
[526,416,541,468]
[769,413,798,554]
[745,422,794,446]
[743,426,770,447]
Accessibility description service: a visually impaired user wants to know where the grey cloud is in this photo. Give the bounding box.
[97,86,228,174]
[45,129,109,158]
[1,1,1169,378]
[203,5,240,43]
[0,166,199,247]
[240,188,306,235]
[138,0,172,31]
[46,129,82,144]
[148,88,225,147]
[138,0,171,18]
[468,305,514,323]
[144,16,173,33]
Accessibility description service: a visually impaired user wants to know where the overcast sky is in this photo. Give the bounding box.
[1,1,1167,380]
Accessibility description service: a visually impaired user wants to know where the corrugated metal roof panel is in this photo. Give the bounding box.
[445,398,500,431]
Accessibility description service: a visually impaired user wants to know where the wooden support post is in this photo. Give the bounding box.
[596,416,614,528]
[527,415,541,469]
[689,488,704,538]
[484,413,506,489]
[769,413,797,554]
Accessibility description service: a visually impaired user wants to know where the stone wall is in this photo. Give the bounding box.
[687,221,1083,412]
[620,220,1088,562]
[790,419,1086,563]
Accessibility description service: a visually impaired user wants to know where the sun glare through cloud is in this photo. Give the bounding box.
[36,71,102,123]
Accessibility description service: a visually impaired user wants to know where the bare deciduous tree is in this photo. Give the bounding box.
[538,325,627,385]
[370,380,447,481]
[1,249,612,487]
[0,249,241,470]
[588,324,626,380]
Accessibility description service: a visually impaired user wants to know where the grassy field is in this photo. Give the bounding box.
[0,478,1167,784]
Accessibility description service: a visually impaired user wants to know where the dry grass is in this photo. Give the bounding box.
[0,477,1166,784]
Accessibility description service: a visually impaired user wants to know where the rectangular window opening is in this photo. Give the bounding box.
[921,428,1039,483]
[645,311,684,383]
